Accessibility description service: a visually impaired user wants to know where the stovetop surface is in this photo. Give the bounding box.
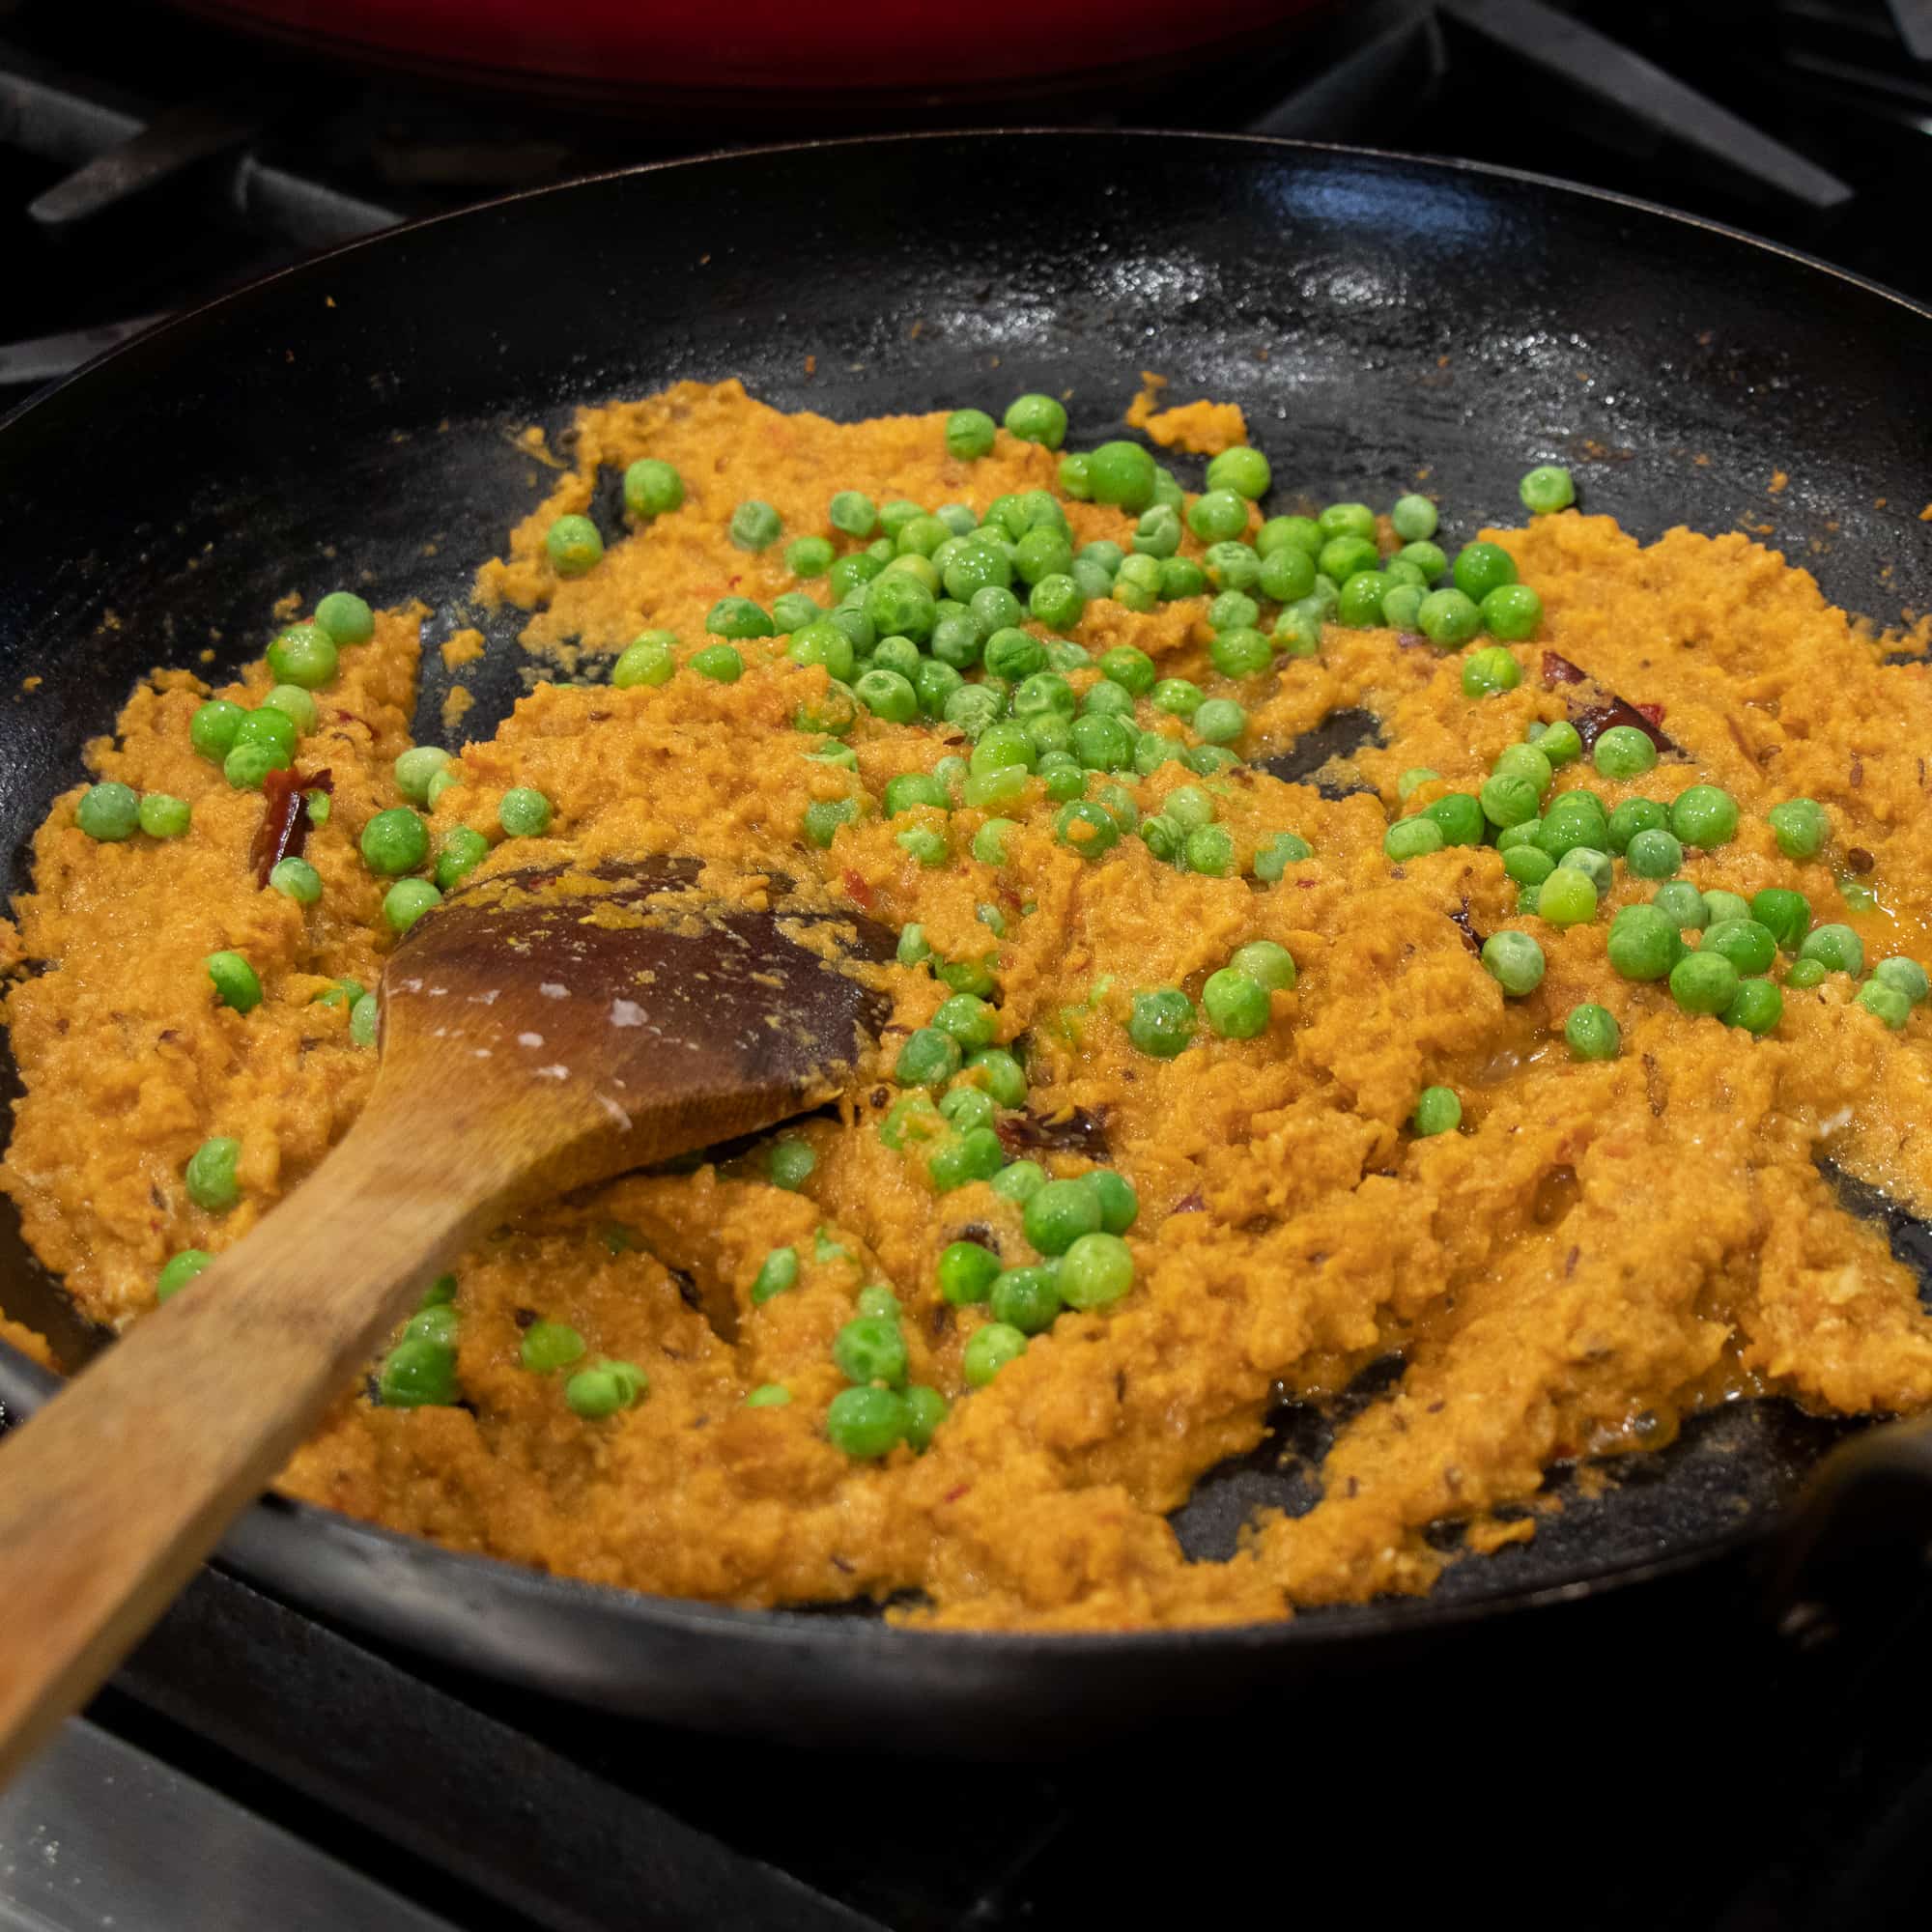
[4,2,1932,1925]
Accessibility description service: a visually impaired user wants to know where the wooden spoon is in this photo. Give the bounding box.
[0,856,892,1781]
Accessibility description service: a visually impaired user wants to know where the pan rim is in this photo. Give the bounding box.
[0,126,1898,1664]
[2,125,1929,446]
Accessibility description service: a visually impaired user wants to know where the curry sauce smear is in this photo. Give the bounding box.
[7,379,1932,1631]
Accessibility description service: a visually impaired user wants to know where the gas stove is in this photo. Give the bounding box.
[4,4,1932,1927]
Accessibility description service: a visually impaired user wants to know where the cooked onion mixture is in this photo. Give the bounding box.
[6,379,1932,1630]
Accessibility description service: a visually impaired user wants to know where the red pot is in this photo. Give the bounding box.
[175,0,1332,106]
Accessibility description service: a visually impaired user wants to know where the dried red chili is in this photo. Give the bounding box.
[249,766,332,887]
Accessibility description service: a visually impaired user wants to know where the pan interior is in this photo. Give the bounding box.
[1,132,1929,1632]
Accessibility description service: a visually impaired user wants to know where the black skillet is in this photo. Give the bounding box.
[1,131,1930,1753]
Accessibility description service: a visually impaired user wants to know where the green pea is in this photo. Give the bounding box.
[267,622,339,690]
[1858,979,1913,1030]
[1333,572,1385,629]
[190,699,245,761]
[930,1240,1000,1309]
[1605,903,1682,980]
[521,1321,586,1372]
[1398,539,1449,582]
[1593,725,1658,780]
[930,994,996,1050]
[545,514,604,577]
[1723,978,1784,1035]
[384,878,440,933]
[1002,393,1066,448]
[1318,501,1377,543]
[1054,800,1119,862]
[1424,792,1486,847]
[1625,828,1683,879]
[1462,646,1521,698]
[1258,515,1322,557]
[1703,919,1777,978]
[963,1322,1028,1387]
[1481,929,1546,996]
[1202,544,1260,595]
[624,458,684,519]
[1799,923,1863,977]
[388,746,447,807]
[1380,582,1426,631]
[155,1249,213,1302]
[1020,1178,1100,1257]
[1481,583,1543,642]
[203,950,261,1012]
[746,1383,792,1408]
[986,1264,1058,1335]
[1480,772,1541,830]
[826,490,876,538]
[1767,797,1829,860]
[991,1159,1046,1204]
[349,992,379,1046]
[312,589,375,646]
[726,498,781,552]
[1605,797,1668,853]
[1186,489,1249,544]
[1183,826,1235,877]
[1411,1086,1461,1136]
[1493,744,1554,797]
[1785,956,1828,989]
[895,1027,962,1090]
[1417,588,1481,647]
[946,408,998,459]
[1127,986,1195,1059]
[185,1136,242,1212]
[565,1359,647,1419]
[492,787,548,839]
[1185,705,1243,757]
[380,1338,459,1408]
[1537,867,1598,927]
[1026,574,1082,629]
[939,954,997,997]
[903,1384,948,1450]
[1874,957,1930,1005]
[265,685,319,734]
[76,781,140,840]
[1203,968,1269,1038]
[1379,815,1442,863]
[1502,844,1553,887]
[1536,720,1583,767]
[751,1247,800,1304]
[1254,544,1314,605]
[1750,889,1811,952]
[360,807,428,876]
[1565,1002,1620,1060]
[1669,948,1739,1016]
[1158,556,1208,601]
[820,1383,905,1455]
[1670,784,1739,850]
[690,643,745,683]
[1200,445,1267,500]
[1452,541,1518,603]
[940,1086,997,1141]
[267,858,319,900]
[832,1314,909,1389]
[757,1139,812,1191]
[1649,882,1707,932]
[1520,466,1576,514]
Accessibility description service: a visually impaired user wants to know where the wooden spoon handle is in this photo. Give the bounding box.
[0,1095,526,1782]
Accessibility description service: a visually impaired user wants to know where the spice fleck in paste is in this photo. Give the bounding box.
[5,380,1932,1631]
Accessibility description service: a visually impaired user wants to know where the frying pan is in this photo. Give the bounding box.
[1,131,1930,1754]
